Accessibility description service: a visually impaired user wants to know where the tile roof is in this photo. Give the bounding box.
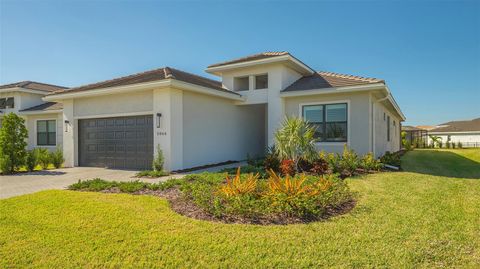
[207,51,290,68]
[20,102,63,112]
[430,118,480,132]
[0,81,67,93]
[60,67,238,95]
[282,71,384,92]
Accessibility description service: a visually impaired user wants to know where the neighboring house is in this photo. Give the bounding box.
[428,118,480,147]
[0,52,405,171]
[0,81,67,151]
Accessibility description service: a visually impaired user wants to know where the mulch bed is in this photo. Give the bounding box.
[99,187,356,225]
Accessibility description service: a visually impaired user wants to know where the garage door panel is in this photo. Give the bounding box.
[79,115,153,170]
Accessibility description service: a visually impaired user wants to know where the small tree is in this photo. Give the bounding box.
[0,113,28,174]
[429,135,442,148]
[152,145,164,171]
[274,117,317,172]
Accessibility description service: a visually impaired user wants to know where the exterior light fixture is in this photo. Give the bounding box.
[156,113,162,128]
[65,120,70,132]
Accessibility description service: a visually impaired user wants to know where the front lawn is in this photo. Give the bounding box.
[1,149,479,267]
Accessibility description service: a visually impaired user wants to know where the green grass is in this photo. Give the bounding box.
[1,149,479,268]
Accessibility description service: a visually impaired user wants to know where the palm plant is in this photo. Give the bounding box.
[429,135,442,148]
[274,117,318,172]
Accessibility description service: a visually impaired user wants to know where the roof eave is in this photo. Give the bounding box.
[205,55,315,76]
[43,79,243,102]
[18,109,63,115]
[0,87,52,95]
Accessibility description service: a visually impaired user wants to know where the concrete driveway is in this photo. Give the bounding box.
[0,167,172,199]
[0,162,245,199]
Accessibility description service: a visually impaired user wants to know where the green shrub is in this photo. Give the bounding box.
[264,145,280,172]
[221,165,267,179]
[0,113,28,174]
[37,148,51,170]
[457,142,463,148]
[25,149,39,172]
[380,151,401,167]
[446,141,451,148]
[136,170,169,178]
[338,145,360,176]
[118,181,148,193]
[360,153,383,171]
[50,147,64,169]
[152,145,164,172]
[452,142,456,149]
[68,178,118,191]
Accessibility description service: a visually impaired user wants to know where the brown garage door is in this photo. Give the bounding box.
[79,115,153,170]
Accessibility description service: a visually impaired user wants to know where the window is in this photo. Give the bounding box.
[0,98,6,109]
[5,97,14,108]
[387,115,391,142]
[302,103,347,142]
[255,74,268,89]
[37,120,56,146]
[234,76,249,91]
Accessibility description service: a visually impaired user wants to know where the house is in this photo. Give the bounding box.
[0,81,67,151]
[428,118,480,147]
[0,52,405,171]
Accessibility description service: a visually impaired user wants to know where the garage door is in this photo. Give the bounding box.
[79,115,153,170]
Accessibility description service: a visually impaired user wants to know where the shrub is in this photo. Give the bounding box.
[218,168,259,197]
[310,158,329,175]
[360,153,382,171]
[118,181,148,193]
[37,148,51,170]
[457,142,463,148]
[221,165,267,179]
[452,142,456,149]
[68,178,118,191]
[446,141,451,148]
[136,170,169,178]
[280,159,295,176]
[274,117,317,172]
[438,141,443,148]
[264,145,280,172]
[152,145,164,172]
[338,145,360,176]
[25,149,39,172]
[380,151,401,167]
[0,113,28,174]
[50,147,64,169]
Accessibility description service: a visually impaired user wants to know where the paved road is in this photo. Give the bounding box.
[0,162,245,199]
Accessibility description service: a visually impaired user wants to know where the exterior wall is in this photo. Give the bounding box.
[284,91,371,156]
[428,133,480,144]
[373,98,401,157]
[73,90,153,118]
[221,63,302,145]
[0,91,45,113]
[24,113,63,151]
[182,91,266,169]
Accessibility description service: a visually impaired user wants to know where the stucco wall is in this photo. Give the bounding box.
[182,91,266,168]
[73,90,153,118]
[25,113,63,151]
[284,91,371,155]
[373,99,401,157]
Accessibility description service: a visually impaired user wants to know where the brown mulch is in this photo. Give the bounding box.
[99,187,356,225]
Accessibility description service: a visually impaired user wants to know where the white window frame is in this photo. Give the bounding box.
[299,100,351,146]
[254,73,269,90]
[35,118,57,147]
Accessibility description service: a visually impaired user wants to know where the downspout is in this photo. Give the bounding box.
[372,93,390,157]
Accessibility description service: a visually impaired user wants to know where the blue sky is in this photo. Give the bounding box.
[1,0,479,126]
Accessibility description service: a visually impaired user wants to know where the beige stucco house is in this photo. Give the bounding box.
[0,52,405,171]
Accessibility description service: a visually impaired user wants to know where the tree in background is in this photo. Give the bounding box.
[0,113,28,174]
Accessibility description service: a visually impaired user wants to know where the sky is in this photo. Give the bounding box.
[0,0,479,126]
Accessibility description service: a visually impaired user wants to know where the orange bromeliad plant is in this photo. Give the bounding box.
[266,169,310,197]
[218,167,259,197]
